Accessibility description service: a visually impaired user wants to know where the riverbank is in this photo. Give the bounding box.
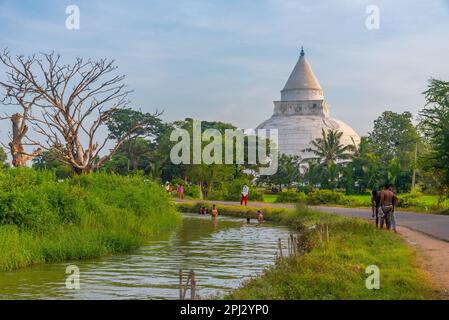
[176,201,438,299]
[0,169,181,271]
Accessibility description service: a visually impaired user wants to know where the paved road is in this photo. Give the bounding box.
[175,199,449,242]
[312,206,449,242]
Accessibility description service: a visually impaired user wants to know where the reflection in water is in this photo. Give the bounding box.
[0,214,292,300]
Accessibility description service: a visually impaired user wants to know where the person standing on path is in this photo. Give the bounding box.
[240,185,249,206]
[177,183,184,199]
[371,189,381,228]
[389,186,399,233]
[380,184,397,230]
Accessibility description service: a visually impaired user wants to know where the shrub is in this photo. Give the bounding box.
[341,195,372,207]
[0,168,180,271]
[207,178,264,202]
[184,184,200,198]
[275,191,307,203]
[307,189,345,205]
[208,189,225,201]
[397,194,419,208]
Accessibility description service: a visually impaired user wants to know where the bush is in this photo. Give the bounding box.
[275,191,307,203]
[206,178,264,202]
[184,184,200,198]
[307,189,345,205]
[0,168,180,271]
[208,189,225,201]
[340,195,372,207]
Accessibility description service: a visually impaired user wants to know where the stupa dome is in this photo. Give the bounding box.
[257,48,360,158]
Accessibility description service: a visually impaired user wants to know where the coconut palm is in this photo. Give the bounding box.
[305,129,355,165]
[304,129,355,189]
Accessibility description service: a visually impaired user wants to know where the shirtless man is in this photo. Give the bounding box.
[371,189,381,228]
[380,184,397,230]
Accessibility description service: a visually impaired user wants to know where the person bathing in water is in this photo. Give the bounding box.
[257,210,264,224]
[211,205,219,219]
[198,206,207,215]
[371,189,381,228]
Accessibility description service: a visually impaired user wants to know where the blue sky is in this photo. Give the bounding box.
[1,0,449,137]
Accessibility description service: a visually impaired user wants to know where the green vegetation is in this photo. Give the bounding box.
[262,189,449,213]
[258,154,301,192]
[306,189,345,205]
[263,194,277,203]
[0,169,180,271]
[419,79,449,201]
[177,202,437,300]
[275,190,306,203]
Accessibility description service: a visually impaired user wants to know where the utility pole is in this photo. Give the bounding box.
[411,142,418,190]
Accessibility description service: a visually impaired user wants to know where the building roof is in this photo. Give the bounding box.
[281,48,323,99]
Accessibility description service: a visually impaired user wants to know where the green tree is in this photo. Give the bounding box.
[301,160,322,191]
[106,108,163,172]
[305,129,355,189]
[307,129,354,164]
[32,149,73,179]
[0,147,8,168]
[368,111,421,192]
[350,137,382,193]
[419,79,449,201]
[103,138,155,175]
[156,118,263,199]
[257,154,301,191]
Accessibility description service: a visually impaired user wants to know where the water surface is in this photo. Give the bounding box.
[0,213,293,299]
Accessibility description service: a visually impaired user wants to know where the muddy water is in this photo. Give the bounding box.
[0,213,293,299]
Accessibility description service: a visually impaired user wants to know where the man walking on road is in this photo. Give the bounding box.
[371,189,381,228]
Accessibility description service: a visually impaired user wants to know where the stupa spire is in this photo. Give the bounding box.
[281,49,323,101]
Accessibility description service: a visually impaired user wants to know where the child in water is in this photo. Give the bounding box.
[257,210,264,224]
[211,205,219,218]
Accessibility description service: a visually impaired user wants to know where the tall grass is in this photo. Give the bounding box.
[177,202,437,299]
[0,168,180,271]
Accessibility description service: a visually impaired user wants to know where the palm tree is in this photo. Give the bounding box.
[304,129,355,189]
[305,129,355,165]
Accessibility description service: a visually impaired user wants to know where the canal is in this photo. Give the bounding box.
[0,213,293,299]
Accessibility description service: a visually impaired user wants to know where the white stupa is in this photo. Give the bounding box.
[257,48,360,157]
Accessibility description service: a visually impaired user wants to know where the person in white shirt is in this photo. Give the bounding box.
[240,185,249,206]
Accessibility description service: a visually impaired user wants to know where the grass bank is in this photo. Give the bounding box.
[0,169,181,271]
[177,202,437,299]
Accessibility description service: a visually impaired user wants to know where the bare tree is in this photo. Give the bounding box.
[0,50,42,166]
[0,50,158,173]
